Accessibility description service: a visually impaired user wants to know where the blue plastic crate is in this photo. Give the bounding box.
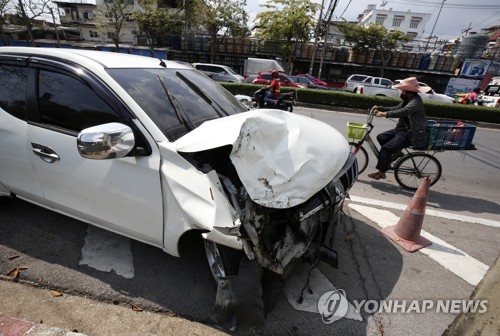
[427,120,476,150]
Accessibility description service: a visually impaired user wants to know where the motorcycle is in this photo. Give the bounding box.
[253,88,295,112]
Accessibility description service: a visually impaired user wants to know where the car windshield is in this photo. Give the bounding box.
[107,68,247,141]
[225,66,238,75]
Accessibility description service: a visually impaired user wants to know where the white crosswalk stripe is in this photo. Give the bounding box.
[348,203,489,286]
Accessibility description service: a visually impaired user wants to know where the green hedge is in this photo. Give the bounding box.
[222,83,500,124]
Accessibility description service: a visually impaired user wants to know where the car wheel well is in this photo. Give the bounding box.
[177,229,205,257]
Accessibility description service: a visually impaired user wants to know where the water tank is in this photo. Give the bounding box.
[390,51,400,67]
[366,49,376,64]
[357,49,368,63]
[193,35,202,51]
[397,51,408,67]
[412,53,423,68]
[419,54,431,70]
[442,55,454,72]
[338,47,349,62]
[348,48,358,63]
[456,34,489,58]
[405,52,416,68]
[434,54,446,71]
[428,52,439,70]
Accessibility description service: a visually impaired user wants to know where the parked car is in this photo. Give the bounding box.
[479,77,500,108]
[348,75,399,97]
[289,75,328,89]
[252,72,307,88]
[343,74,370,92]
[0,48,357,297]
[193,62,245,83]
[394,80,454,104]
[295,74,328,86]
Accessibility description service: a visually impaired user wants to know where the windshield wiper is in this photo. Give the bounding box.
[156,75,196,131]
[175,71,227,117]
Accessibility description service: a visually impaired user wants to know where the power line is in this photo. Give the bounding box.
[387,0,500,9]
[337,0,353,19]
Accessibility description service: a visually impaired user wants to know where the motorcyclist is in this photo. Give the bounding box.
[456,87,481,104]
[264,70,281,107]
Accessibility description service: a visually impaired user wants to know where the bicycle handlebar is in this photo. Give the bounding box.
[367,107,376,125]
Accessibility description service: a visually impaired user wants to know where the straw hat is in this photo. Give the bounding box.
[393,77,431,93]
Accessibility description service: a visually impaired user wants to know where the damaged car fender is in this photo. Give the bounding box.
[158,141,242,255]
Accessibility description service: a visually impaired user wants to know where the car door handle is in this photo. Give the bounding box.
[31,143,60,163]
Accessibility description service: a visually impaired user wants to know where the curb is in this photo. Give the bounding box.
[0,315,87,336]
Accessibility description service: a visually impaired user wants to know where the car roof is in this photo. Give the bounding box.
[0,47,191,70]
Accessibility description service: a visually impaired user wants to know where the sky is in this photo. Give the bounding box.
[247,0,500,40]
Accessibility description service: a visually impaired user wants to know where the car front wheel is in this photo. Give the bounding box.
[204,240,242,282]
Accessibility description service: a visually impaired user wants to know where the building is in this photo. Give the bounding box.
[356,4,431,51]
[54,0,141,44]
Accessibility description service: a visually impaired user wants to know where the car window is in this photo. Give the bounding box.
[107,68,246,141]
[38,70,121,132]
[261,74,271,80]
[0,65,28,120]
[380,79,393,86]
[373,78,380,85]
[350,75,367,82]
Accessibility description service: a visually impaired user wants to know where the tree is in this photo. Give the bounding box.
[338,22,411,77]
[132,0,193,54]
[198,0,249,63]
[15,0,54,46]
[99,0,133,51]
[1,0,10,43]
[256,0,320,74]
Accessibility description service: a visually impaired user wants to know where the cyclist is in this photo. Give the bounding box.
[368,77,430,180]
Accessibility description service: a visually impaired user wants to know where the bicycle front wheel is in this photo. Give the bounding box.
[349,142,368,174]
[394,153,442,190]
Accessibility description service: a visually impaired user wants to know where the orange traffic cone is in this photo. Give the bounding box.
[381,177,432,252]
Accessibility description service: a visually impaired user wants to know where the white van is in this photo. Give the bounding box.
[193,63,245,83]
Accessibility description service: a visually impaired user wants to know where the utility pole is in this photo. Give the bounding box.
[308,0,325,75]
[425,0,446,52]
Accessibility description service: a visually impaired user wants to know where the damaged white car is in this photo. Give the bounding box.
[0,47,358,323]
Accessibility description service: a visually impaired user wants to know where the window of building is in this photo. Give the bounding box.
[375,14,387,25]
[107,32,114,39]
[407,32,418,41]
[89,31,99,38]
[410,17,422,29]
[392,16,404,27]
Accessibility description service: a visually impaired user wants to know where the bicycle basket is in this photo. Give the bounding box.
[427,120,476,150]
[347,122,367,140]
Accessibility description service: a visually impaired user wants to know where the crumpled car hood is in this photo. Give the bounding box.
[174,109,349,209]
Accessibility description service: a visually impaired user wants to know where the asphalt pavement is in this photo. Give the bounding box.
[1,255,498,336]
[1,106,499,336]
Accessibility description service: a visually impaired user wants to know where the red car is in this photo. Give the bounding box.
[296,74,327,87]
[252,72,307,88]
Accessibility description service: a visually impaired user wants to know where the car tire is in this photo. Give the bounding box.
[204,240,243,282]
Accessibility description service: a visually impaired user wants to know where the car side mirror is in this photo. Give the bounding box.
[77,122,135,160]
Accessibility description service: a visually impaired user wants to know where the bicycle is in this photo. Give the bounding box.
[347,108,476,190]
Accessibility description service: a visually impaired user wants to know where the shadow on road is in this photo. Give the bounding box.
[0,197,404,336]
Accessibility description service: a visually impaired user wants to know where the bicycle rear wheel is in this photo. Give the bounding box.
[349,142,368,174]
[394,153,442,190]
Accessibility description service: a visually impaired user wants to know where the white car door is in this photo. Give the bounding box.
[0,57,44,202]
[26,60,164,247]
